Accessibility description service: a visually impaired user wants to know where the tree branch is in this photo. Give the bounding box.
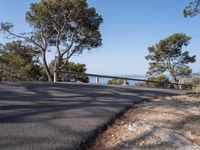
[59,40,85,70]
[61,29,76,57]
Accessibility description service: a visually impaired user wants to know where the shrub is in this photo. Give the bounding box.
[194,84,200,94]
[137,75,171,88]
[179,83,193,90]
[107,78,129,85]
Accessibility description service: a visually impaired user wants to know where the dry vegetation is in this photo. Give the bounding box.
[194,85,200,94]
[87,94,200,150]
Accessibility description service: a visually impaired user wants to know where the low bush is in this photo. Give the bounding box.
[137,75,171,88]
[107,78,129,85]
[194,84,200,94]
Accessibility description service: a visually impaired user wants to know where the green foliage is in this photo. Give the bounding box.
[61,62,89,83]
[147,75,171,88]
[184,0,200,17]
[145,33,196,83]
[26,0,103,81]
[0,41,41,81]
[0,0,103,82]
[107,78,129,85]
[137,75,171,88]
[26,0,103,51]
[47,60,89,83]
[0,40,89,82]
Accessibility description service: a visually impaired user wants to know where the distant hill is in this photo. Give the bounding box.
[119,75,147,79]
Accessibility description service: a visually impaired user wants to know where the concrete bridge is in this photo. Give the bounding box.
[0,82,187,150]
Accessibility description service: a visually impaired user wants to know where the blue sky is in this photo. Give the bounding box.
[0,0,200,75]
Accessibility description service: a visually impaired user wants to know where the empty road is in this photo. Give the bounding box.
[0,82,186,150]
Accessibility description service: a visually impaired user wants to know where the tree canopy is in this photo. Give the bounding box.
[184,0,200,17]
[0,41,41,81]
[0,41,89,82]
[107,78,129,85]
[46,60,89,83]
[0,0,103,82]
[145,33,196,83]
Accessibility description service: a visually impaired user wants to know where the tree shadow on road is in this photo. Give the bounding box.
[0,82,182,150]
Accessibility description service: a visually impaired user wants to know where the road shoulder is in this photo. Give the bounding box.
[87,94,200,150]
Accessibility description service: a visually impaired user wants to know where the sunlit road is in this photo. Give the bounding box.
[0,82,186,150]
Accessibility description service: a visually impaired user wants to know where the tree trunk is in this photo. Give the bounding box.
[53,56,62,83]
[42,50,53,82]
[54,70,58,82]
[172,76,179,84]
[168,65,179,84]
[169,69,179,87]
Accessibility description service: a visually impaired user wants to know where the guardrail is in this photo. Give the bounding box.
[62,71,193,90]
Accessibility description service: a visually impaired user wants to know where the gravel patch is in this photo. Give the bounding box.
[87,94,200,150]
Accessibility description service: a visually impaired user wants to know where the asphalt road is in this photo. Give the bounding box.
[0,82,187,150]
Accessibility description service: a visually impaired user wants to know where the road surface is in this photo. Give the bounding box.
[0,82,186,150]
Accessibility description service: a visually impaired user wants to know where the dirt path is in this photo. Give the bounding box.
[87,94,200,150]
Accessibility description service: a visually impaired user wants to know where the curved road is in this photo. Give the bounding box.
[0,82,186,150]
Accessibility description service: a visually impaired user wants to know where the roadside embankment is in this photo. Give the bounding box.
[88,94,200,150]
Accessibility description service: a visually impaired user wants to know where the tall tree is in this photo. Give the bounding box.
[145,33,196,83]
[184,0,200,17]
[0,41,41,81]
[0,0,103,82]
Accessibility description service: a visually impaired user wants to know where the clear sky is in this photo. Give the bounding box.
[0,0,200,75]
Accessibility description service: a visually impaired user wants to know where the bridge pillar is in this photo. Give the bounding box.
[123,79,128,85]
[96,76,100,84]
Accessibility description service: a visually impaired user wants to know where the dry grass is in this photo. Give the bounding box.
[87,94,200,150]
[194,85,200,94]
